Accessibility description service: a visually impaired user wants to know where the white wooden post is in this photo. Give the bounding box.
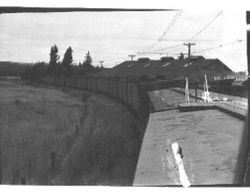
[185,77,190,105]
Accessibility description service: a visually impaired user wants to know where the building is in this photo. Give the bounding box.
[104,56,235,82]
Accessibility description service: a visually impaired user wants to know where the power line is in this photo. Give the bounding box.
[158,10,183,41]
[188,11,223,41]
[193,40,244,54]
[159,39,221,42]
[140,10,183,53]
[147,11,223,54]
[137,51,187,55]
[146,43,184,52]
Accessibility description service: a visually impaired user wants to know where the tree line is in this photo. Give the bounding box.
[0,61,32,77]
[22,45,106,80]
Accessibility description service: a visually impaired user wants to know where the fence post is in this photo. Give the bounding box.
[75,125,79,137]
[21,177,26,185]
[50,151,56,170]
[12,169,20,184]
[195,83,198,102]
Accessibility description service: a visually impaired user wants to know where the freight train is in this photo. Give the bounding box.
[41,76,150,119]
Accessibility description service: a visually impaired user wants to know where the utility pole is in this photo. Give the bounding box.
[183,42,196,60]
[128,54,136,61]
[183,42,195,79]
[99,61,104,67]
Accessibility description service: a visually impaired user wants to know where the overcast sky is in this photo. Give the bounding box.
[0,9,247,71]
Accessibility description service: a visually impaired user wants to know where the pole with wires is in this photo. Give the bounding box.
[192,39,244,54]
[139,9,183,53]
[184,42,196,60]
[128,54,136,61]
[141,10,223,56]
[99,61,104,67]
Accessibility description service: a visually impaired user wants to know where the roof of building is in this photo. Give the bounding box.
[97,56,234,80]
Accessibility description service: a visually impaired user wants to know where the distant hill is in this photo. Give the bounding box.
[0,61,33,76]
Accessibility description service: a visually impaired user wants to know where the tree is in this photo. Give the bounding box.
[47,45,60,76]
[178,52,184,60]
[75,51,105,75]
[84,51,92,66]
[61,47,73,77]
[22,62,48,81]
[81,51,93,74]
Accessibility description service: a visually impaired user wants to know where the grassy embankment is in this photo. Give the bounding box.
[0,81,146,185]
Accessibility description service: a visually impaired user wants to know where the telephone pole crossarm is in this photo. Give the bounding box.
[184,42,196,59]
[128,54,136,61]
[99,61,104,67]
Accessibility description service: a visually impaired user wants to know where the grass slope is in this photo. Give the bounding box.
[0,81,146,185]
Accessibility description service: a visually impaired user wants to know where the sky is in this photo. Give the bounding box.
[0,9,247,72]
